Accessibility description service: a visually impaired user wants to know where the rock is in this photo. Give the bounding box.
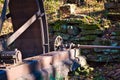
[104,2,116,10]
[67,24,81,36]
[107,69,120,80]
[107,14,120,21]
[59,4,76,18]
[77,56,87,67]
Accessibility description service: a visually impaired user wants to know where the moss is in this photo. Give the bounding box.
[44,0,61,14]
[79,24,99,30]
[51,20,66,31]
[67,19,84,24]
[54,33,70,40]
[80,35,97,41]
[81,30,103,35]
[49,18,101,31]
[93,39,112,46]
[79,41,90,45]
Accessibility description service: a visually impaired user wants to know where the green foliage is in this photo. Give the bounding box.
[68,65,94,77]
[0,0,3,3]
[44,0,61,14]
[52,20,66,31]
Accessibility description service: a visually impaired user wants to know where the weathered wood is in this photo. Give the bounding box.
[7,13,37,46]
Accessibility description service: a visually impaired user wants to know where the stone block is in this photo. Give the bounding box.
[59,4,76,18]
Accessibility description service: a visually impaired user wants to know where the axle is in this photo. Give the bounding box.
[63,43,120,50]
